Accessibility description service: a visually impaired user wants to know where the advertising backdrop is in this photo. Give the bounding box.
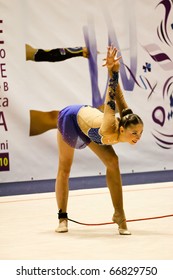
[0,0,173,183]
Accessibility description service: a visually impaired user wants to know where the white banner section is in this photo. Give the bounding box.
[0,0,173,182]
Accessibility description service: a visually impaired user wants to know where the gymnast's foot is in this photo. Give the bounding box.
[112,212,131,235]
[82,47,89,58]
[55,219,68,233]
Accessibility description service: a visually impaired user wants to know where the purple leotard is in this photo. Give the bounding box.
[58,105,104,149]
[58,105,91,149]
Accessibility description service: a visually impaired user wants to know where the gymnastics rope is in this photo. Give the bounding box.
[68,214,173,226]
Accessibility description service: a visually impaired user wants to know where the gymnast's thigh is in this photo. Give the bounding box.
[57,131,75,167]
[88,141,118,168]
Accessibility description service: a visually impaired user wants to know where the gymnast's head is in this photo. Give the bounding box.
[118,108,143,145]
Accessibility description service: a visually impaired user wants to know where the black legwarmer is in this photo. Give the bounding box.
[34,47,83,62]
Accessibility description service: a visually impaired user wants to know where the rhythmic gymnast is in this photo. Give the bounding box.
[25,44,89,61]
[29,45,143,235]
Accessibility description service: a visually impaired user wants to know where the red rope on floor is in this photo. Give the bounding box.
[68,213,173,226]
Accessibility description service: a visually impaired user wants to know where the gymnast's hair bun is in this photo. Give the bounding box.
[122,108,133,117]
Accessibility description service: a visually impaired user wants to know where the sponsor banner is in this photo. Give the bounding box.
[0,0,173,183]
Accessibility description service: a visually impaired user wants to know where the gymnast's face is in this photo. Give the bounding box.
[120,123,143,145]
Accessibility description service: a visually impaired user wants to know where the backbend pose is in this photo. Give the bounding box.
[25,44,89,61]
[30,45,143,235]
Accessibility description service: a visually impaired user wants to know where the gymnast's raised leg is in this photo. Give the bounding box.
[26,44,89,62]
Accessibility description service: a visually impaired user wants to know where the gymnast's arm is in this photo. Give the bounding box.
[99,70,119,136]
[115,83,128,118]
[99,47,129,139]
[99,47,123,137]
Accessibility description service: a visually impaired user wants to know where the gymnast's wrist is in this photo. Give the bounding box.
[109,68,119,77]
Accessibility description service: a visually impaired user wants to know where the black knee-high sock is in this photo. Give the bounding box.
[34,47,83,62]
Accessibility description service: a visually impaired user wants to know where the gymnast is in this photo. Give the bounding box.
[29,45,143,235]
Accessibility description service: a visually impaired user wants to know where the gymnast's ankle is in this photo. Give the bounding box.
[112,211,131,235]
[55,210,68,233]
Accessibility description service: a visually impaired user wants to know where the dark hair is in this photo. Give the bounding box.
[119,108,143,129]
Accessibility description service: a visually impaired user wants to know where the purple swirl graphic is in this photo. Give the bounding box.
[152,130,173,149]
[156,0,172,46]
[152,106,166,126]
[142,43,173,71]
[152,76,173,149]
[163,76,173,98]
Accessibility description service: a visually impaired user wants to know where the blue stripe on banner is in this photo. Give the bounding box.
[83,23,103,108]
[0,170,173,196]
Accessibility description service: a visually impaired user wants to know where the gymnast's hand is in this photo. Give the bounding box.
[102,45,121,72]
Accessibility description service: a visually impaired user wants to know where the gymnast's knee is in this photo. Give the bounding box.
[106,154,119,170]
[58,163,72,179]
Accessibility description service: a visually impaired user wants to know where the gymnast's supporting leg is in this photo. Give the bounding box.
[55,131,75,233]
[25,44,89,62]
[88,142,131,235]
